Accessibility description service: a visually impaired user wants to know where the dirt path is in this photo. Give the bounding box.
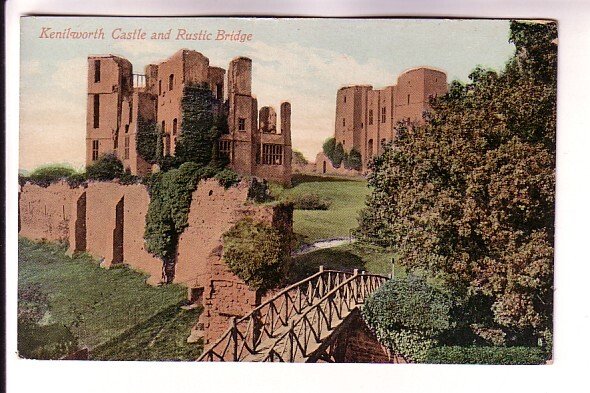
[293,237,356,256]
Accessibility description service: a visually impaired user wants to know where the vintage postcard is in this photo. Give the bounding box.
[16,16,556,366]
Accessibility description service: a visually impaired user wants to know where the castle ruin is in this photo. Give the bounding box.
[86,49,292,185]
[317,67,448,173]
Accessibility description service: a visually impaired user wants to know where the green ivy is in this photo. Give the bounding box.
[174,84,218,166]
[222,218,290,291]
[136,116,159,164]
[426,345,547,365]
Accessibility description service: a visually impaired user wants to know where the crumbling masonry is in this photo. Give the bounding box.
[86,50,292,185]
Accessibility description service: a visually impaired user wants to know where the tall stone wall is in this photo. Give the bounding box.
[18,181,84,243]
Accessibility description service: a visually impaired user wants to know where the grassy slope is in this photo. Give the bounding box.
[18,238,200,359]
[289,243,404,283]
[271,175,371,244]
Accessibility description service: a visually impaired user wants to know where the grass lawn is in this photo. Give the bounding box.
[18,238,200,359]
[271,174,370,245]
[289,243,405,283]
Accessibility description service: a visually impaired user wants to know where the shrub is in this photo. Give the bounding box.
[214,168,240,189]
[66,172,88,188]
[362,275,453,362]
[223,218,290,291]
[284,193,330,210]
[248,178,272,203]
[26,164,77,187]
[426,345,547,365]
[292,150,309,165]
[86,154,124,181]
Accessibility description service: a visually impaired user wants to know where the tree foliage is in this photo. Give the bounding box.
[362,276,453,362]
[322,137,336,162]
[357,21,556,341]
[86,154,125,181]
[332,142,345,168]
[222,218,290,291]
[343,148,363,170]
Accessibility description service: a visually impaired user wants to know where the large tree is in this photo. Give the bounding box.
[357,21,556,343]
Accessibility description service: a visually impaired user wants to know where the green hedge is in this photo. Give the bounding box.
[362,276,453,362]
[426,345,548,365]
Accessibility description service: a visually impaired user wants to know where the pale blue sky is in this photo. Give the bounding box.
[20,17,515,170]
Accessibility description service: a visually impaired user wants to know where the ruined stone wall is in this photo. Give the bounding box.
[18,181,84,243]
[20,178,294,346]
[177,179,294,343]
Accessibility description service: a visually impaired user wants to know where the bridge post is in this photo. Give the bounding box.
[319,265,324,273]
[288,320,295,362]
[353,268,358,276]
[231,316,238,361]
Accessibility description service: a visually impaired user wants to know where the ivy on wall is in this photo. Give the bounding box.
[136,116,159,164]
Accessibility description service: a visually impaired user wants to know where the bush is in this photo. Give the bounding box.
[66,172,88,188]
[362,275,453,362]
[86,154,124,181]
[25,164,77,187]
[284,193,331,210]
[214,168,240,189]
[426,345,547,365]
[248,178,272,203]
[292,150,309,165]
[222,218,290,291]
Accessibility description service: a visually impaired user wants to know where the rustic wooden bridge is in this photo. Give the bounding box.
[197,267,388,362]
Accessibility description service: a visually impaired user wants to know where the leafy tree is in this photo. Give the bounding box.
[292,149,309,165]
[357,21,556,343]
[362,276,453,362]
[86,154,125,181]
[332,142,345,168]
[344,148,362,170]
[24,164,77,187]
[322,137,336,162]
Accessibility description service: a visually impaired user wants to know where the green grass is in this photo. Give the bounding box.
[271,174,370,244]
[289,243,405,283]
[18,238,199,359]
[91,305,203,361]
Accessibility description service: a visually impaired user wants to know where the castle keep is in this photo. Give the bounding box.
[86,49,292,185]
[317,67,448,172]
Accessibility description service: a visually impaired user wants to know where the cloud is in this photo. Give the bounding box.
[243,41,392,161]
[51,57,87,96]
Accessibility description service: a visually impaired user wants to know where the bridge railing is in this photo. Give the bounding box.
[197,267,353,361]
[263,272,388,362]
